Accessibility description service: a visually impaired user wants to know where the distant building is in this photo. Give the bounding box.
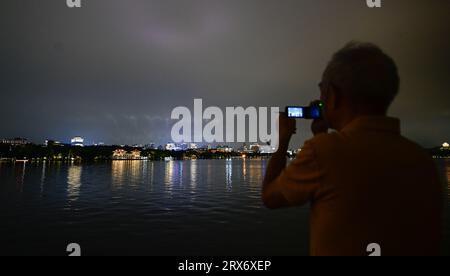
[259,145,276,154]
[217,145,233,153]
[112,149,127,159]
[442,142,450,150]
[91,142,105,146]
[0,138,29,146]
[165,143,176,151]
[240,143,249,152]
[144,143,156,150]
[131,150,141,159]
[165,143,183,151]
[45,140,62,147]
[179,143,189,151]
[189,143,198,150]
[71,137,84,147]
[112,149,143,160]
[249,144,261,153]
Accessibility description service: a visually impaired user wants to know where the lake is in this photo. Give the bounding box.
[0,159,448,256]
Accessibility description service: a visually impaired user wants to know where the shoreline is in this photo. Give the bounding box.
[0,156,273,164]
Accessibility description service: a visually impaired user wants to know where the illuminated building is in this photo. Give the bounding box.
[189,143,198,150]
[71,137,84,147]
[112,149,127,159]
[217,145,233,153]
[443,142,449,149]
[259,145,276,154]
[131,150,141,159]
[112,149,143,160]
[165,143,177,151]
[165,143,185,151]
[45,140,62,147]
[0,138,29,146]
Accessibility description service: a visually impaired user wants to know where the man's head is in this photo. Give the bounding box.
[320,42,400,130]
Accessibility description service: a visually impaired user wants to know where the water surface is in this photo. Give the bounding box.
[0,159,448,256]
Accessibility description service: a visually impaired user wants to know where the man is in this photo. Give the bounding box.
[262,42,442,256]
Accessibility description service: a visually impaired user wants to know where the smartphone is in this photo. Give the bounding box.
[285,102,323,119]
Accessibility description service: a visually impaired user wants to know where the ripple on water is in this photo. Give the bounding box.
[0,159,448,255]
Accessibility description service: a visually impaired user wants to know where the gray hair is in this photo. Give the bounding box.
[324,41,400,112]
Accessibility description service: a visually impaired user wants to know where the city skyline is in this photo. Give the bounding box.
[1,0,449,148]
[0,135,278,151]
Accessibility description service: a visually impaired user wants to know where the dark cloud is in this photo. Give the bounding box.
[1,0,449,147]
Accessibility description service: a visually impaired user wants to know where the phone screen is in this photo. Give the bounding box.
[287,107,304,118]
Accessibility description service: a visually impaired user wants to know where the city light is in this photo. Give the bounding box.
[112,149,144,160]
[71,137,84,147]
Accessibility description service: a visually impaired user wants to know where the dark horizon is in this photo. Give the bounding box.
[1,0,449,148]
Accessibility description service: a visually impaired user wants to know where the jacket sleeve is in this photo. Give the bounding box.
[273,140,323,207]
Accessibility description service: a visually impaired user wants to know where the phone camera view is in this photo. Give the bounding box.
[288,107,304,118]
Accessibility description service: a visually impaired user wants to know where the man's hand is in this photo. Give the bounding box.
[263,112,294,209]
[278,112,296,152]
[311,118,329,136]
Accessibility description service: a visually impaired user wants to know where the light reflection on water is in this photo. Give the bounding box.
[164,161,183,196]
[40,162,46,196]
[0,159,448,256]
[67,165,82,202]
[447,160,450,200]
[226,159,232,192]
[14,163,26,193]
[190,160,197,190]
[111,160,125,188]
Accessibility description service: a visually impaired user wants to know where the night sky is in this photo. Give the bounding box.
[1,0,449,148]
